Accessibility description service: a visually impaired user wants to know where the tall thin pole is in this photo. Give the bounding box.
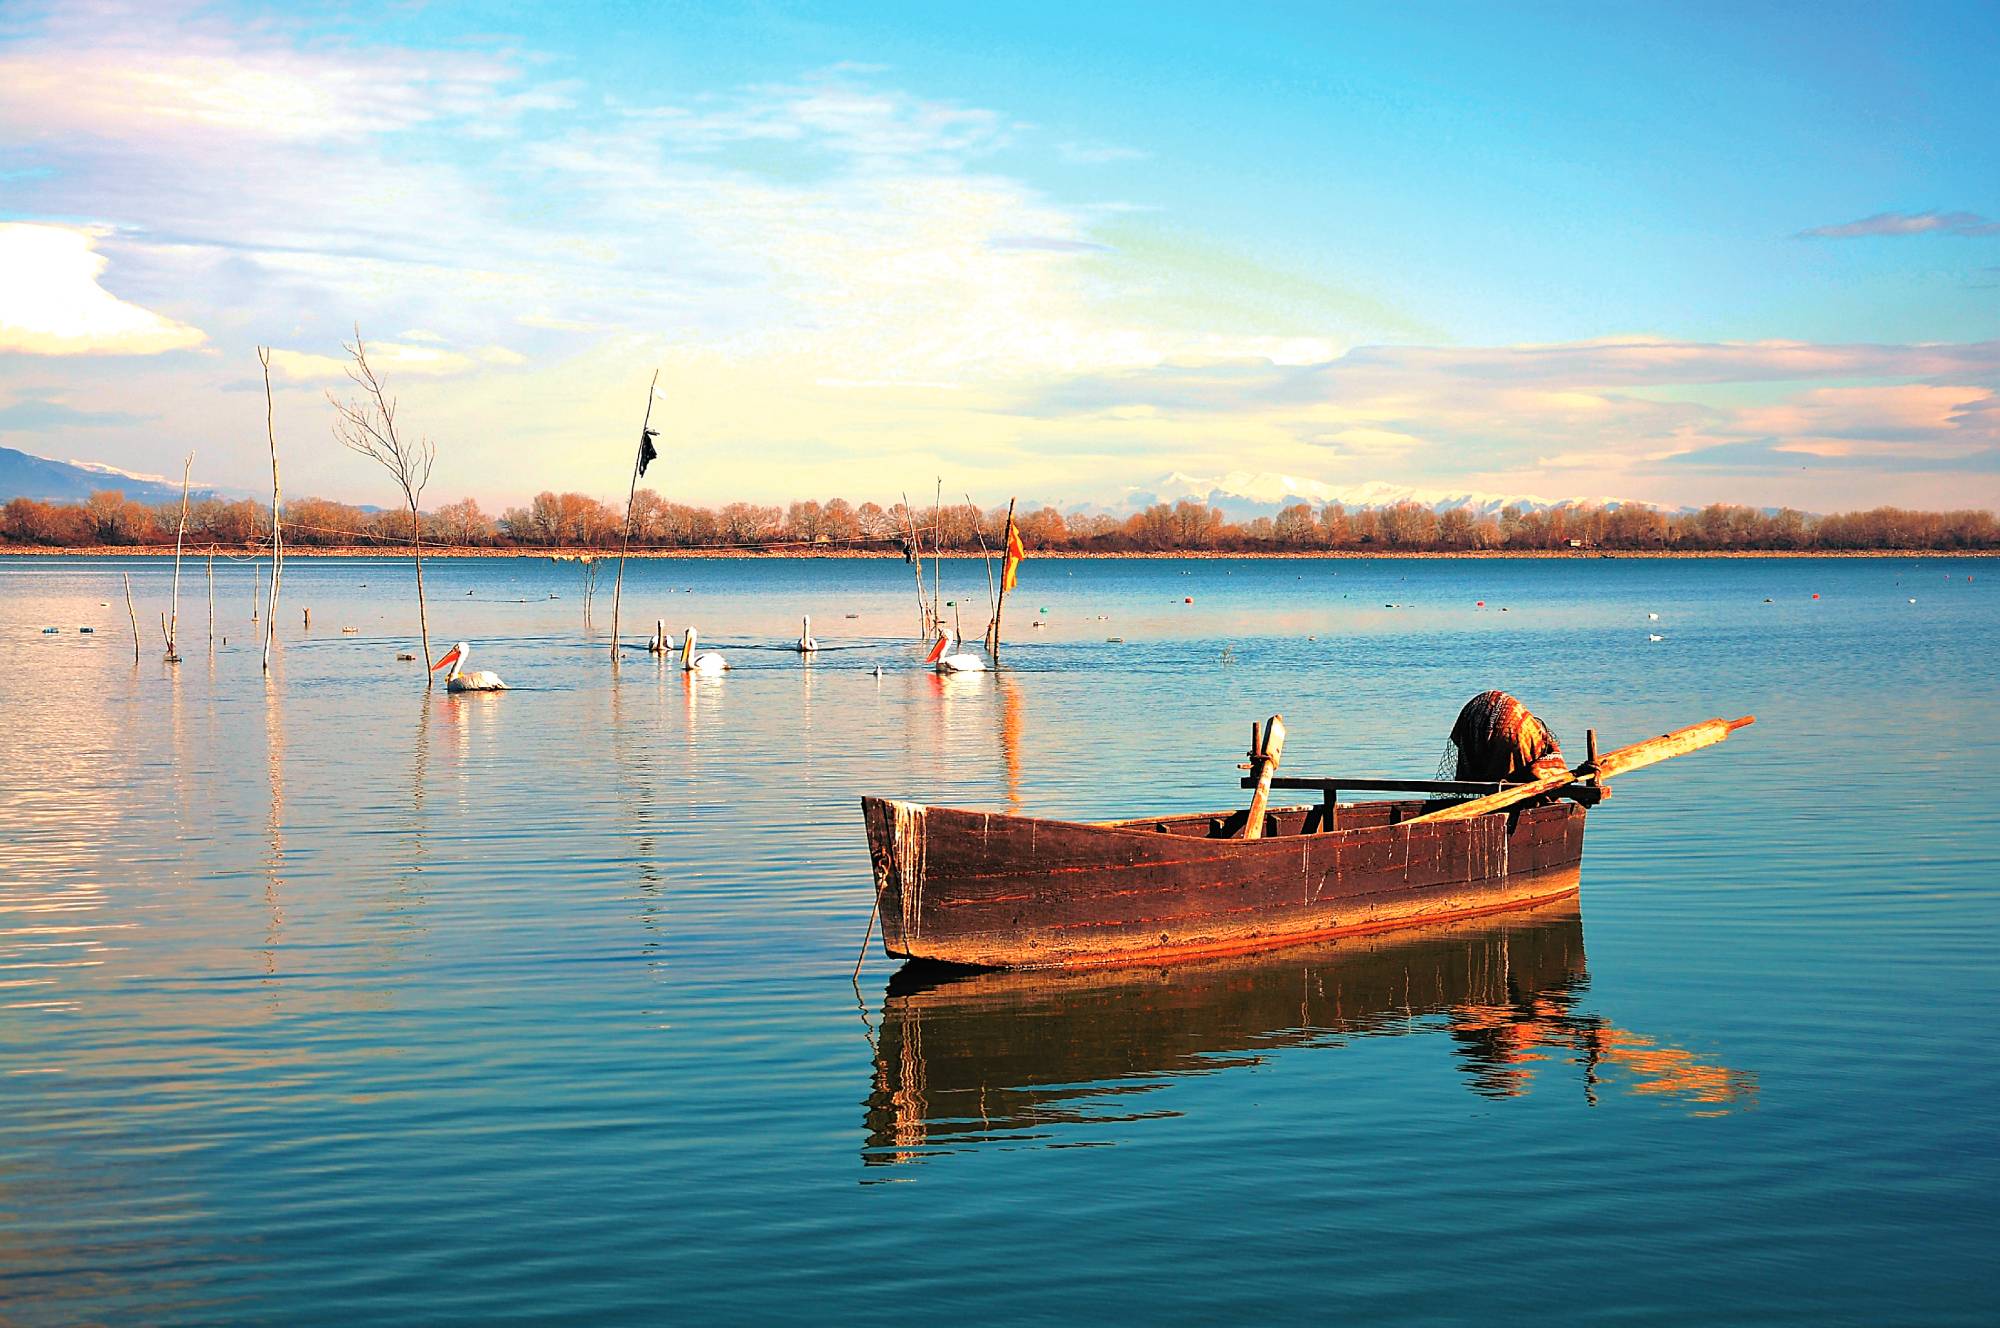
[410,503,430,674]
[900,490,929,638]
[166,452,192,662]
[610,369,660,656]
[988,497,1017,656]
[123,573,140,663]
[968,492,997,626]
[206,549,215,642]
[259,347,283,674]
[931,478,943,634]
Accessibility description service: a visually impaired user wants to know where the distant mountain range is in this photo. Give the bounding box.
[0,445,244,506]
[0,449,1689,520]
[1122,471,1668,520]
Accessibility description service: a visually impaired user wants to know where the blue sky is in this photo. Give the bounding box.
[1,0,1995,512]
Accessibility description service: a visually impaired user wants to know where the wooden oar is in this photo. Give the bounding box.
[1406,715,1754,824]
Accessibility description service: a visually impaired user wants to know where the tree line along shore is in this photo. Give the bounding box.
[5,488,1996,555]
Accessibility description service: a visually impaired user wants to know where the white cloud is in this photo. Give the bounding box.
[0,223,206,356]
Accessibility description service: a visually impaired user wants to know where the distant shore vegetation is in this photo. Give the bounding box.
[5,488,1997,555]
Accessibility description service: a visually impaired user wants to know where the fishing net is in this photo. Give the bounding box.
[1435,690,1566,786]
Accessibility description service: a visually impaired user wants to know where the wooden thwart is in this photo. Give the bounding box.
[1405,715,1756,824]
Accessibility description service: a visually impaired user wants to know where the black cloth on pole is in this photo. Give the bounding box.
[637,428,659,476]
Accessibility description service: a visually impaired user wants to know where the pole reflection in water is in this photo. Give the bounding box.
[998,669,1023,816]
[261,667,287,986]
[863,887,1755,1167]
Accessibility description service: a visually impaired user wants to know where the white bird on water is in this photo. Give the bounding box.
[432,641,507,692]
[681,626,728,674]
[794,615,817,653]
[925,630,988,674]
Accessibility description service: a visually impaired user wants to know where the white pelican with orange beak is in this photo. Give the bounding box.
[431,641,507,692]
[681,626,729,674]
[925,630,987,674]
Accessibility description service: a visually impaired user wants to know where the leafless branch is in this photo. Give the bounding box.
[329,326,436,672]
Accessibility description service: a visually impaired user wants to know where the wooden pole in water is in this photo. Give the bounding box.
[123,572,139,663]
[900,491,929,637]
[259,347,283,675]
[1241,714,1287,839]
[969,491,998,638]
[206,549,214,642]
[165,452,192,662]
[987,497,1017,657]
[610,369,660,658]
[931,478,943,634]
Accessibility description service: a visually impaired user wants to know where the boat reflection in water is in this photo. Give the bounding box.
[863,883,1754,1167]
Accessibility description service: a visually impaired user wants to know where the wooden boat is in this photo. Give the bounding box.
[861,713,1752,970]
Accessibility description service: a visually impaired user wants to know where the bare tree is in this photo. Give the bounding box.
[329,328,436,673]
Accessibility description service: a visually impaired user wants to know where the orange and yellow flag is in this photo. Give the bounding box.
[1001,512,1026,593]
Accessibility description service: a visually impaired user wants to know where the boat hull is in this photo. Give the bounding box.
[861,796,1587,969]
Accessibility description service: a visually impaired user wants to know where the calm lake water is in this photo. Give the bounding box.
[2,553,1995,1325]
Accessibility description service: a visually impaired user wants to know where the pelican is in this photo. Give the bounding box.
[794,615,818,653]
[681,626,728,674]
[432,641,507,691]
[925,630,987,674]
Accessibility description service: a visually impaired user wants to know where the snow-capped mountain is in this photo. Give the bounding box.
[0,446,243,505]
[1123,471,1657,520]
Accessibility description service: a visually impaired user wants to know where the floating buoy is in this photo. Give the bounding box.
[1811,593,1819,599]
[1184,596,1193,603]
[1476,600,1484,607]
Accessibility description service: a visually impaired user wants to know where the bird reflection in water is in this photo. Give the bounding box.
[862,889,1754,1167]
